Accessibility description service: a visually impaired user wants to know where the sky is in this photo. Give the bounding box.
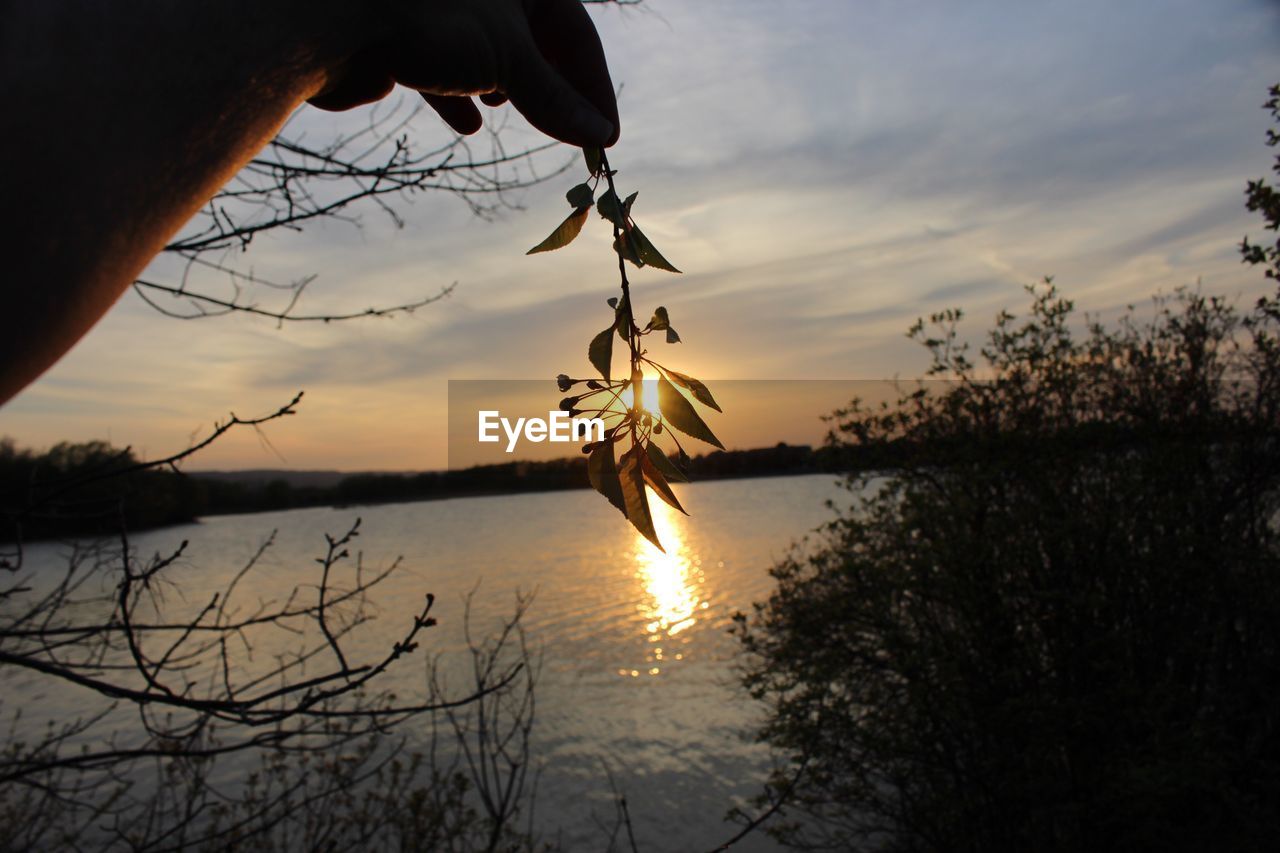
[3,0,1279,470]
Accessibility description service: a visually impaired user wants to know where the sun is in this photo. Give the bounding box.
[617,372,661,415]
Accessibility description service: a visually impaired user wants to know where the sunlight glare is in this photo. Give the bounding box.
[634,492,702,644]
[618,373,660,415]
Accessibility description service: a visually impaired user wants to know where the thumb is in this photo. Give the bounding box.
[503,35,615,147]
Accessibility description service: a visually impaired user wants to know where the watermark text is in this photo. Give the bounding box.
[478,410,606,453]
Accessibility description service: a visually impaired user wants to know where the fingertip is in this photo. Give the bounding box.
[421,93,484,135]
[529,0,620,145]
[572,105,615,148]
[505,49,616,147]
[511,90,614,148]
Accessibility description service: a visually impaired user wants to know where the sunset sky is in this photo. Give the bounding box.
[3,0,1279,470]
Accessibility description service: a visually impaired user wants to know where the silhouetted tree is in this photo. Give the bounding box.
[735,87,1280,852]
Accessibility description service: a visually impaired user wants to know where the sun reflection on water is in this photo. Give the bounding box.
[625,493,709,677]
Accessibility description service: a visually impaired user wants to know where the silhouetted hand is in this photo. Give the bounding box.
[0,0,622,406]
[308,0,620,148]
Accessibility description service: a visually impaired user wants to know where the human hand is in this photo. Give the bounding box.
[309,0,619,148]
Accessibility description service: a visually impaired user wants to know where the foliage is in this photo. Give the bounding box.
[529,149,722,551]
[737,281,1280,851]
[1241,84,1280,281]
[734,89,1280,852]
[0,393,308,555]
[0,438,208,543]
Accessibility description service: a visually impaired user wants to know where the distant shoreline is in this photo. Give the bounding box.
[190,442,839,517]
[229,466,840,514]
[4,442,844,543]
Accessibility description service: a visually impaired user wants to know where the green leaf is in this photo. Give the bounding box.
[660,368,721,412]
[619,445,663,550]
[629,225,681,273]
[666,327,681,344]
[646,440,689,482]
[658,376,724,449]
[597,190,625,227]
[588,440,626,516]
[566,183,594,209]
[642,452,688,515]
[588,326,614,381]
[583,146,603,177]
[526,206,590,254]
[648,306,670,330]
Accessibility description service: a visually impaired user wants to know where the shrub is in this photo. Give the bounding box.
[736,86,1280,852]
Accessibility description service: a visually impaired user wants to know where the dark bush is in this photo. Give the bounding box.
[735,86,1280,853]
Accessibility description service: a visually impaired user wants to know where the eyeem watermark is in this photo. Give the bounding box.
[478,410,605,454]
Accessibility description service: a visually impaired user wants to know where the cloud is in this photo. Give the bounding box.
[5,0,1279,469]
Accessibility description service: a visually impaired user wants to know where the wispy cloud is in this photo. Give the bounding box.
[4,0,1278,469]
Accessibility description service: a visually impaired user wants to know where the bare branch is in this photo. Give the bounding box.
[139,99,570,324]
[132,278,454,324]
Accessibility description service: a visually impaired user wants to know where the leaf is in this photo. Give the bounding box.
[619,446,663,550]
[614,295,632,342]
[588,326,614,380]
[624,191,638,214]
[527,206,590,254]
[647,440,689,482]
[642,451,688,515]
[583,146,603,176]
[597,190,625,227]
[666,327,682,344]
[613,232,644,268]
[648,306,670,330]
[658,376,724,449]
[660,368,721,412]
[607,297,619,309]
[588,440,626,516]
[629,225,681,273]
[566,183,594,209]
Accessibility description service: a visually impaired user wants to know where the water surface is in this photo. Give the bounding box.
[14,474,842,850]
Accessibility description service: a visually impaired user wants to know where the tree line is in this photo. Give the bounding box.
[0,437,840,542]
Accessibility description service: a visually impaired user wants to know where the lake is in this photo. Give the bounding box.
[11,473,845,851]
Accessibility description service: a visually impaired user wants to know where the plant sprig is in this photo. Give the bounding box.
[528,147,723,550]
